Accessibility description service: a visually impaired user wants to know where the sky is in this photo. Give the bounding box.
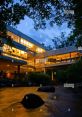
[15,16,71,47]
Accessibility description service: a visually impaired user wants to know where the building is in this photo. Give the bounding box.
[0,26,46,78]
[0,26,82,78]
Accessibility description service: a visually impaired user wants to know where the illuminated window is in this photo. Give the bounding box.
[23,40,26,45]
[21,51,25,54]
[26,41,33,48]
[21,38,24,44]
[36,48,44,53]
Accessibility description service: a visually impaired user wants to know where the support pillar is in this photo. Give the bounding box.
[17,65,20,78]
[43,68,46,74]
[51,71,54,81]
[34,58,36,71]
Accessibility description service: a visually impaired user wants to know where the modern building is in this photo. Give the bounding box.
[0,26,46,78]
[0,26,82,78]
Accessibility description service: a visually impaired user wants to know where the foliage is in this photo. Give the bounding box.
[52,32,68,49]
[0,72,51,87]
[28,72,51,86]
[56,58,82,83]
[0,73,29,87]
[46,45,53,50]
[66,58,82,83]
[0,1,82,39]
[56,70,67,83]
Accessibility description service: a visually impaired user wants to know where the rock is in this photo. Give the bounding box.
[37,86,55,92]
[21,93,44,109]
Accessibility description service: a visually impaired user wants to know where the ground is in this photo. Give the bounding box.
[0,86,82,117]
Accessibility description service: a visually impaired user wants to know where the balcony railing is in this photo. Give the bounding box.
[35,57,80,68]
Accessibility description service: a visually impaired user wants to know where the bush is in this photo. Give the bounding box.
[56,70,68,83]
[28,72,51,86]
[56,58,82,83]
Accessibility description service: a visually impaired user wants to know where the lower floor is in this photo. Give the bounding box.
[0,55,81,79]
[0,59,34,79]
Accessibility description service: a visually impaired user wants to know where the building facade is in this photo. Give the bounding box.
[0,26,82,78]
[0,26,46,78]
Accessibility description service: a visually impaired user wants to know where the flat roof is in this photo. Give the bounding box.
[36,46,80,58]
[7,26,47,50]
[45,46,79,57]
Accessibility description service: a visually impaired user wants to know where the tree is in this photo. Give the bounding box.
[56,58,82,83]
[28,72,51,86]
[52,32,68,49]
[0,0,82,46]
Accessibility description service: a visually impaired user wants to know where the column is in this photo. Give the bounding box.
[51,71,54,81]
[43,68,46,74]
[17,65,20,77]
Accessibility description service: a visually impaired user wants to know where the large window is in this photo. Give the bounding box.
[20,38,34,48]
[3,44,27,59]
[36,48,44,53]
[7,31,20,43]
[7,31,45,53]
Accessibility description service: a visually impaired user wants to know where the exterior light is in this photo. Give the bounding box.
[26,72,28,75]
[12,84,14,87]
[12,59,14,62]
[7,64,10,67]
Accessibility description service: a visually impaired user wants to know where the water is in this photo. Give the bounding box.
[0,87,54,117]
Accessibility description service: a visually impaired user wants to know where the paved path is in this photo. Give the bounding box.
[0,86,82,117]
[47,86,82,117]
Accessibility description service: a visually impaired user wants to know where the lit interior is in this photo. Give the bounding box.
[3,44,27,59]
[7,31,45,53]
[36,48,45,53]
[35,52,81,68]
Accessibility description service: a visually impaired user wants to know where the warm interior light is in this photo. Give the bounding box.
[26,41,33,48]
[21,51,25,54]
[36,48,44,53]
[7,64,10,67]
[21,38,24,44]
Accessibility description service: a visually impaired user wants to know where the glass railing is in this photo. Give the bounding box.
[35,57,80,68]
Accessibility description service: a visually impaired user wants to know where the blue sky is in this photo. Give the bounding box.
[15,16,71,47]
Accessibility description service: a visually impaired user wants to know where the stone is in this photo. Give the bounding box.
[37,86,55,92]
[21,93,44,109]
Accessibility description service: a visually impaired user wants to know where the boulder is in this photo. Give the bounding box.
[38,86,55,92]
[21,93,44,109]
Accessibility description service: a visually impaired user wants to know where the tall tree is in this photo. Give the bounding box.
[0,0,82,46]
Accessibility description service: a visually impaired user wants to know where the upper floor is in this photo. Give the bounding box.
[1,26,46,64]
[34,46,82,71]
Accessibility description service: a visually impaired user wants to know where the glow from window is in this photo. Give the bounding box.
[21,38,24,44]
[36,48,44,53]
[20,38,33,48]
[21,51,25,54]
[26,41,33,48]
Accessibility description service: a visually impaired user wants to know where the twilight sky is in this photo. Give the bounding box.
[15,16,71,47]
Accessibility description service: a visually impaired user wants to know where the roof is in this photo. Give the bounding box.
[7,26,47,50]
[45,46,78,57]
[36,46,79,58]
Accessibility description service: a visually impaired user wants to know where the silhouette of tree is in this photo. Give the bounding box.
[0,0,82,46]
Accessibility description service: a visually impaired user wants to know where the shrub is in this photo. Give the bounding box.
[28,72,51,86]
[56,58,82,83]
